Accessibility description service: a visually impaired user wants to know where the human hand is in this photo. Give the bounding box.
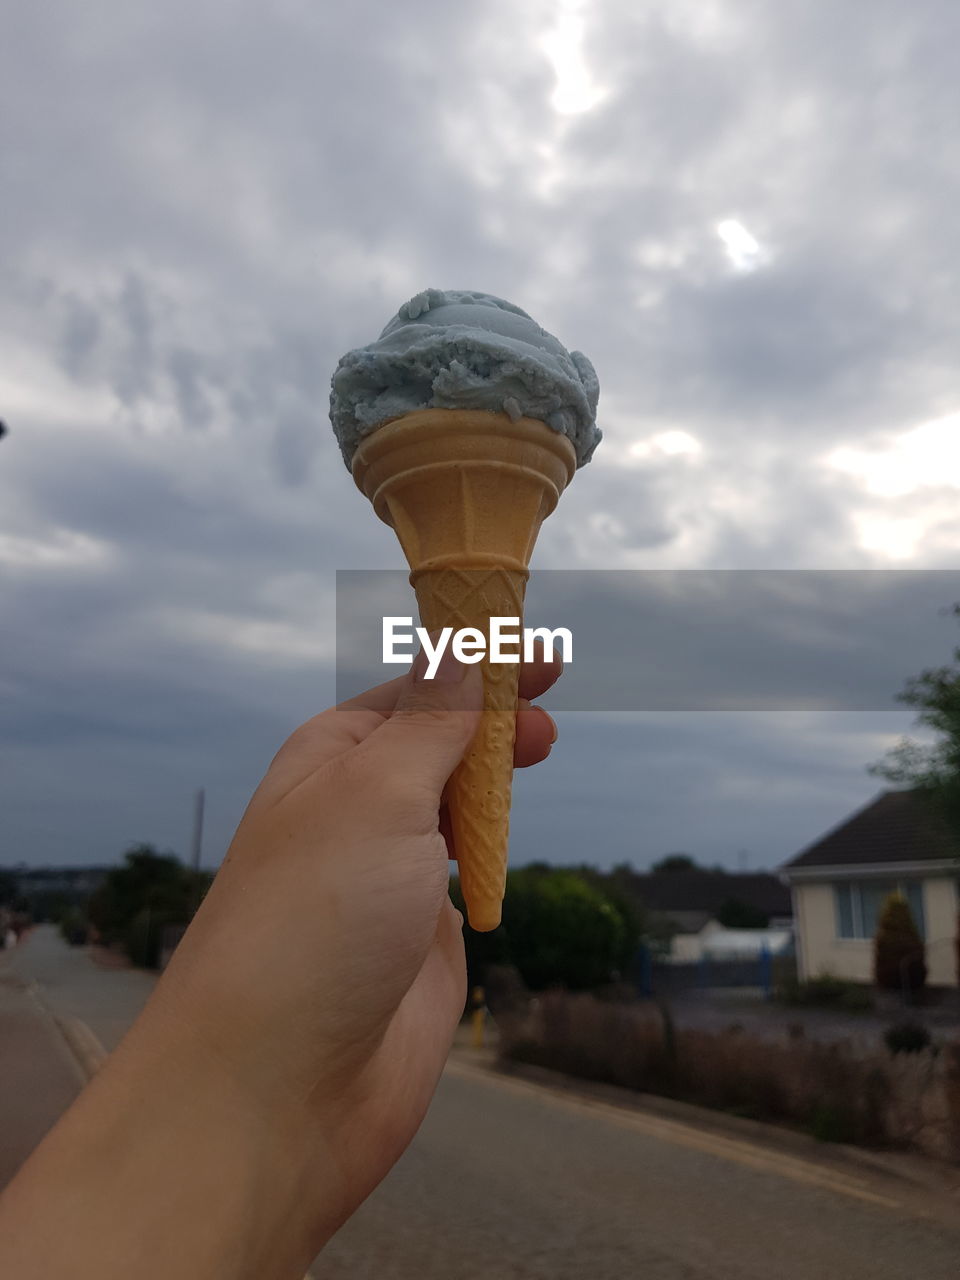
[141,646,562,1255]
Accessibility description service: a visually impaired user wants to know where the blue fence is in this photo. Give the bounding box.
[634,945,794,1000]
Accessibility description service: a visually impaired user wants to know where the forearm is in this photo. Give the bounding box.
[0,1004,342,1280]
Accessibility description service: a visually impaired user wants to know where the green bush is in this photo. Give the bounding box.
[453,866,635,993]
[88,845,211,969]
[500,868,629,990]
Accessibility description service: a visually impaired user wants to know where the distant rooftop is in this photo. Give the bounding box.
[626,871,791,918]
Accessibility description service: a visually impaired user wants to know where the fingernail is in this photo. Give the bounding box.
[546,712,559,745]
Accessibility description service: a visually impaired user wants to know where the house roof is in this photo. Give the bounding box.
[658,909,714,934]
[783,789,960,872]
[628,871,791,918]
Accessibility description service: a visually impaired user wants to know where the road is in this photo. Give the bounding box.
[310,1061,960,1280]
[7,929,960,1278]
[6,924,157,1051]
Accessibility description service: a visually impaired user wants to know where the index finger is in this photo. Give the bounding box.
[337,642,564,716]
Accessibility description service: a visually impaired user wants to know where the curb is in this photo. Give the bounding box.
[20,980,109,1084]
[18,982,88,1093]
[53,1015,109,1081]
[448,1047,960,1198]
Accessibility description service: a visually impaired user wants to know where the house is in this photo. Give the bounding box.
[628,870,792,928]
[616,869,793,964]
[667,918,793,964]
[781,790,960,987]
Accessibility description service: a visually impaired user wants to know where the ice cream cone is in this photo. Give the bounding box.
[352,409,577,931]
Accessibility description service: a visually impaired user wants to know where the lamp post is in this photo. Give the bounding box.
[190,788,205,872]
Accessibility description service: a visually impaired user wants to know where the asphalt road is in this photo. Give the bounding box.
[9,930,960,1278]
[7,925,156,1051]
[312,1061,960,1280]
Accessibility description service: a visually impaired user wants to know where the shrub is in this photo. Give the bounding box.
[499,992,893,1147]
[482,964,529,1017]
[884,1022,932,1055]
[123,907,180,970]
[452,868,639,994]
[803,975,852,1006]
[58,906,89,947]
[839,985,875,1013]
[88,845,211,969]
[874,893,926,992]
[501,992,671,1093]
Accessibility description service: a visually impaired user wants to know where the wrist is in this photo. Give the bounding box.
[1,1002,347,1280]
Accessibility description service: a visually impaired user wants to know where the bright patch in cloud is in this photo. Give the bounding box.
[0,354,117,432]
[0,528,115,570]
[162,608,335,666]
[629,430,703,459]
[825,413,960,497]
[851,514,926,562]
[716,219,764,271]
[540,0,607,116]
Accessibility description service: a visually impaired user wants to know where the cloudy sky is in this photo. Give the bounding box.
[4,0,960,873]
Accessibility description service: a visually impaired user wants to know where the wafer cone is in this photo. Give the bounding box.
[352,409,576,931]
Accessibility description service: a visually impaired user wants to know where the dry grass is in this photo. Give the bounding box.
[498,991,960,1158]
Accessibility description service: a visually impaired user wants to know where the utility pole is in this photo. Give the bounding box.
[190,788,205,871]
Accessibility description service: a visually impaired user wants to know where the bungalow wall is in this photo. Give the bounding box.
[793,877,958,987]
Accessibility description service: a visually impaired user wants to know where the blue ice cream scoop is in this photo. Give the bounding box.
[329,288,601,469]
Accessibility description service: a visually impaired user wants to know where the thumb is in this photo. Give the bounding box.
[359,646,484,797]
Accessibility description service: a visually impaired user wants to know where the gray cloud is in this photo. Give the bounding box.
[2,0,958,869]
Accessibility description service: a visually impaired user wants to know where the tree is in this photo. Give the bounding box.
[716,898,768,929]
[873,892,927,993]
[0,869,19,907]
[88,844,211,969]
[651,854,698,873]
[871,602,960,831]
[452,868,635,993]
[501,868,630,990]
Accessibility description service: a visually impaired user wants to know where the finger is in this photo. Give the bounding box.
[517,639,564,703]
[336,673,406,716]
[255,704,387,809]
[514,701,557,768]
[263,647,563,809]
[352,652,483,800]
[337,643,564,717]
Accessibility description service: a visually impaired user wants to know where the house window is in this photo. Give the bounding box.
[834,881,925,940]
